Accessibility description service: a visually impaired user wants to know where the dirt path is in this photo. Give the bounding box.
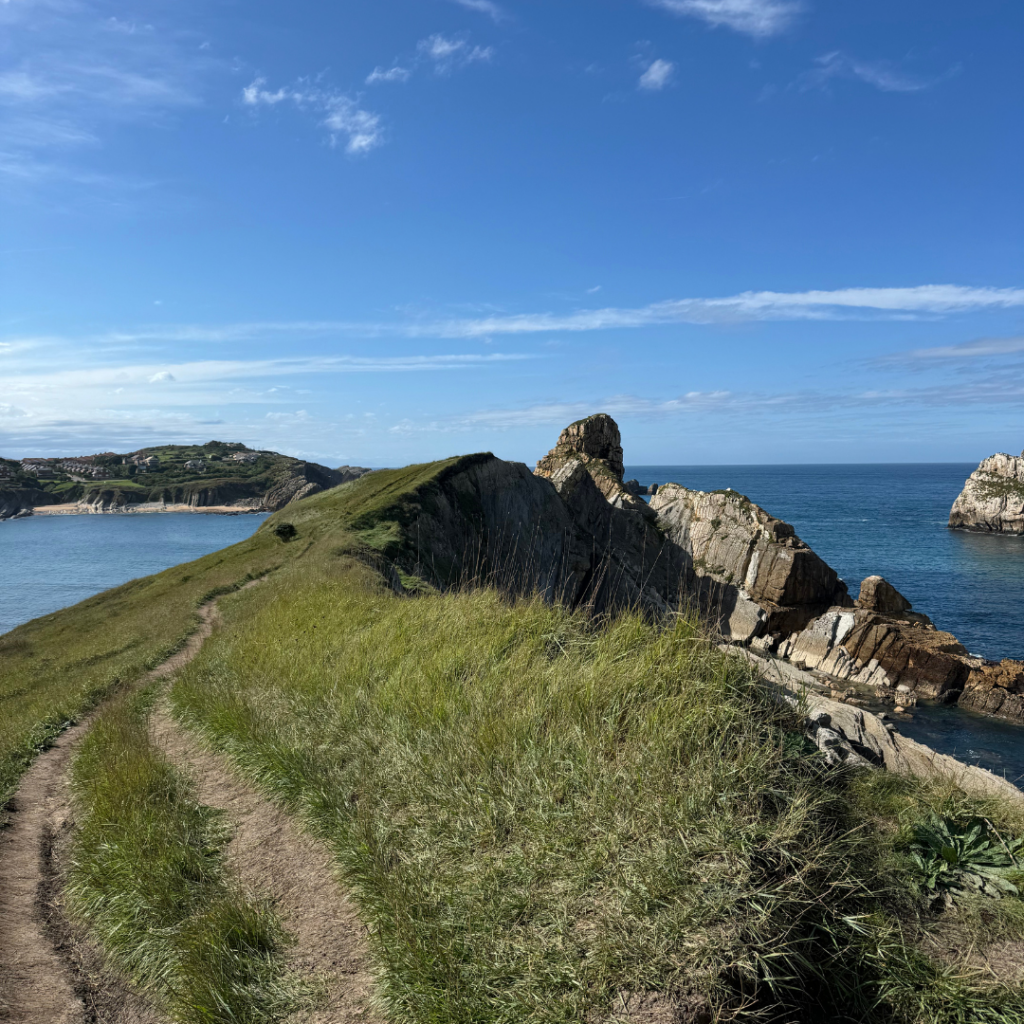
[0,604,224,1024]
[0,591,380,1024]
[149,708,380,1023]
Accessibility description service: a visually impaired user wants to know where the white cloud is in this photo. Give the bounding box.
[242,78,384,154]
[391,285,1024,338]
[148,370,175,383]
[366,65,411,85]
[885,337,1024,362]
[639,59,675,91]
[418,34,494,74]
[449,0,506,22]
[799,52,955,93]
[646,0,801,38]
[19,285,1022,353]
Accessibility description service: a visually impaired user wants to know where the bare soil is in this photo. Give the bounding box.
[149,707,380,1023]
[0,599,214,1024]
[0,591,378,1023]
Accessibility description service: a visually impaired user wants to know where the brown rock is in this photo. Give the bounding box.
[949,452,1024,534]
[857,575,912,616]
[535,413,650,514]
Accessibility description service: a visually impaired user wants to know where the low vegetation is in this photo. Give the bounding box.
[5,464,1024,1020]
[170,551,1024,1023]
[0,523,284,813]
[67,686,301,1023]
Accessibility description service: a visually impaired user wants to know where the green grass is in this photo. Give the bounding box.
[0,521,287,814]
[169,557,1024,1023]
[66,686,303,1023]
[9,462,1024,1021]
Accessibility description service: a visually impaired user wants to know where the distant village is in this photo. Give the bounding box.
[0,446,262,483]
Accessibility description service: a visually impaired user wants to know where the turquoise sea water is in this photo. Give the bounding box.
[0,512,266,636]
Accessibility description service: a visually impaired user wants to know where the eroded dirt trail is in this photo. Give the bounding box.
[0,590,380,1024]
[0,606,222,1024]
[149,708,380,1023]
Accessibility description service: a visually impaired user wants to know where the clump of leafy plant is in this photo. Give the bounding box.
[908,814,1024,900]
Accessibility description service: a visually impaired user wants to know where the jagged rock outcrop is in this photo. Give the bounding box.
[772,575,1024,717]
[649,484,850,640]
[733,646,1024,806]
[536,415,651,515]
[336,465,372,484]
[950,452,1024,533]
[379,452,691,614]
[372,414,1024,730]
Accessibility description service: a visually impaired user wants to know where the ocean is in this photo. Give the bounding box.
[3,466,1023,780]
[0,512,267,636]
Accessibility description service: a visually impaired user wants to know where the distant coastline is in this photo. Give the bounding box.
[30,502,267,517]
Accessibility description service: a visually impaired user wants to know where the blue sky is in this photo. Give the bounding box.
[1,0,1022,467]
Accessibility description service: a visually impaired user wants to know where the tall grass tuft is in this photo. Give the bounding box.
[171,562,1024,1022]
[65,688,302,1024]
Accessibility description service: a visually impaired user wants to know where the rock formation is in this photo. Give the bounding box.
[363,413,1024,729]
[950,452,1024,533]
[650,484,850,640]
[0,487,58,521]
[535,415,651,515]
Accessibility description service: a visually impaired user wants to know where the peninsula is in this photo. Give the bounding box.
[5,415,1024,1023]
[0,441,369,520]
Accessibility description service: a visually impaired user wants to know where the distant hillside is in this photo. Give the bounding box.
[0,442,371,518]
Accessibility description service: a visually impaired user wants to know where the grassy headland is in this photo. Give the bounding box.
[169,557,1024,1022]
[4,463,1024,1020]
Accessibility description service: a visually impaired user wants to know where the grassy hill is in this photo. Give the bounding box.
[4,460,1024,1022]
[1,441,360,512]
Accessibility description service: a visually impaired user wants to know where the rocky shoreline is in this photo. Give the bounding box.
[374,414,1024,735]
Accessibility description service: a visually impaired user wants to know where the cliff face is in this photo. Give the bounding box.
[359,446,691,615]
[949,452,1024,533]
[68,461,355,513]
[0,487,59,520]
[650,484,850,640]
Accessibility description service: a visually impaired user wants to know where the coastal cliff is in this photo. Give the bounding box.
[949,451,1024,533]
[354,413,1024,727]
[539,416,1024,727]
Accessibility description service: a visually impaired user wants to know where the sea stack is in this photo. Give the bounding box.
[949,451,1024,533]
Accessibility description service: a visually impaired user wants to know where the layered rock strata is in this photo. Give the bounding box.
[384,450,692,615]
[650,484,850,640]
[386,413,1024,729]
[0,487,58,520]
[950,452,1024,533]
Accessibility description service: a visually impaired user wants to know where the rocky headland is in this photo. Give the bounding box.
[365,413,1024,735]
[950,450,1024,533]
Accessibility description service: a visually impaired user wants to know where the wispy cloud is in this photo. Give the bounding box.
[389,285,1024,338]
[14,285,1021,353]
[418,34,494,74]
[366,65,412,85]
[639,59,675,91]
[241,79,384,154]
[646,0,801,38]
[880,337,1024,364]
[0,3,215,191]
[798,52,958,93]
[448,0,506,22]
